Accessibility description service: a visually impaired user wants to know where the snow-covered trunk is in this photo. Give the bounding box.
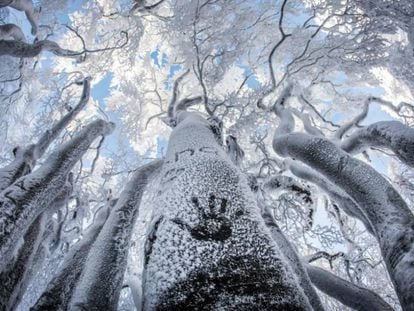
[0,145,36,192]
[3,175,74,310]
[273,132,414,310]
[31,207,110,311]
[0,78,90,192]
[0,119,114,272]
[305,264,393,311]
[341,120,414,168]
[262,206,325,311]
[69,160,163,311]
[142,111,313,310]
[0,213,45,311]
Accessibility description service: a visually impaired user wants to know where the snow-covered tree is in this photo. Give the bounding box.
[0,0,413,310]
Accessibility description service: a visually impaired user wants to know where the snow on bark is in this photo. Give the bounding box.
[0,23,25,41]
[262,206,325,311]
[305,264,393,311]
[273,132,414,310]
[225,135,245,167]
[30,206,110,311]
[1,0,38,35]
[283,159,374,234]
[0,39,82,59]
[0,145,36,192]
[69,160,163,311]
[142,110,313,310]
[0,119,115,272]
[0,213,45,311]
[341,120,414,168]
[0,178,73,310]
[0,78,91,192]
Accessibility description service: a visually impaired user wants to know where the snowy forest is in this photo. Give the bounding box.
[0,0,413,310]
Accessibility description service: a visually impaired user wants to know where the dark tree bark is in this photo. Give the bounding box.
[0,119,114,272]
[69,160,163,310]
[142,110,313,310]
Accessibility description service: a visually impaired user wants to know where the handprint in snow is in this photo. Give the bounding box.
[172,194,232,242]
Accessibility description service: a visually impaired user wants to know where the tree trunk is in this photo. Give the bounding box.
[273,132,414,310]
[31,207,110,311]
[0,78,90,192]
[142,111,313,310]
[69,160,162,310]
[0,119,114,272]
[0,213,45,311]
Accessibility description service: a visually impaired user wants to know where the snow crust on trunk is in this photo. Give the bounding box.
[142,111,313,310]
[262,206,325,311]
[0,119,114,272]
[0,213,45,311]
[0,78,90,192]
[305,264,393,311]
[69,160,163,311]
[30,207,110,311]
[0,145,36,192]
[341,120,414,167]
[273,132,414,310]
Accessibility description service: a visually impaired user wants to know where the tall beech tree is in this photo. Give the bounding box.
[1,0,414,310]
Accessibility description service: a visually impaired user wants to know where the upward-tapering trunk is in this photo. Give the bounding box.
[31,206,110,311]
[0,119,114,272]
[69,160,163,311]
[142,111,312,310]
[0,78,90,192]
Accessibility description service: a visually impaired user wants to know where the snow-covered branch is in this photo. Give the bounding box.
[0,77,91,192]
[305,264,393,311]
[273,131,414,309]
[0,23,25,41]
[341,120,414,167]
[0,119,115,272]
[0,39,83,59]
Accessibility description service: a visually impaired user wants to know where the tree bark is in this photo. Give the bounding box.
[142,111,313,310]
[0,119,114,272]
[262,206,325,311]
[0,78,90,192]
[31,207,110,311]
[341,120,414,168]
[273,132,414,310]
[69,160,163,311]
[305,264,393,311]
[0,39,81,59]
